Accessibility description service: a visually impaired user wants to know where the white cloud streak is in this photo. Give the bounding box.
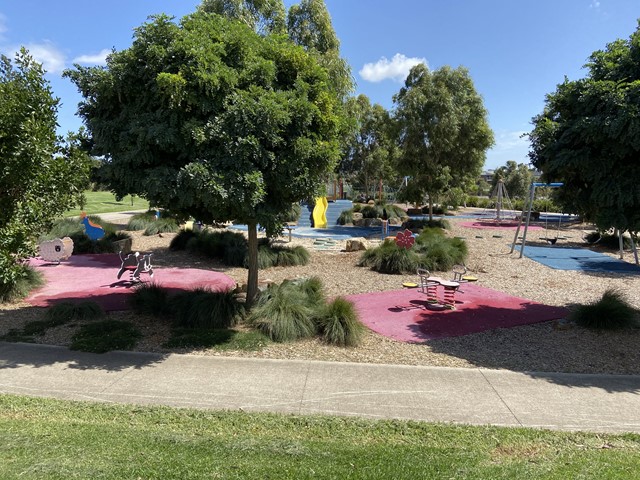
[73,48,111,65]
[13,42,67,73]
[359,53,427,83]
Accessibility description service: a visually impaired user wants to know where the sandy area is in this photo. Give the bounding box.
[2,209,639,375]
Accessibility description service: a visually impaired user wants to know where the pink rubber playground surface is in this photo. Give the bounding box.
[26,254,566,342]
[460,220,543,231]
[345,284,567,342]
[26,254,237,311]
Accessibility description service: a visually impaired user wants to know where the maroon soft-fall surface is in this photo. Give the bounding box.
[26,254,237,312]
[345,283,567,342]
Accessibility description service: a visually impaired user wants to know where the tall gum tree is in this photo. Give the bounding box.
[65,12,343,304]
[528,22,640,235]
[393,63,494,219]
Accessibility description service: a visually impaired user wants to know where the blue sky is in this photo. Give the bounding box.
[1,0,638,170]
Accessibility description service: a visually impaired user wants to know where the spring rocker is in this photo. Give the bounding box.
[117,251,154,283]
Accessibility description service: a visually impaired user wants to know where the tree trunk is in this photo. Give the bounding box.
[246,222,259,307]
[428,198,434,222]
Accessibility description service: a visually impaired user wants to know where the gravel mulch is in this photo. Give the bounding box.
[2,209,640,375]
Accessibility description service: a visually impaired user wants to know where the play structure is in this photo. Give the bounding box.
[478,180,518,225]
[510,182,564,258]
[80,212,105,240]
[117,251,154,282]
[312,197,328,228]
[38,237,74,264]
[416,268,460,310]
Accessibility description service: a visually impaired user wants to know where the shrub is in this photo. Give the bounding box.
[360,205,379,219]
[568,289,638,330]
[248,281,319,342]
[126,211,157,231]
[316,297,366,347]
[337,209,353,225]
[129,283,172,316]
[584,231,633,249]
[70,320,143,353]
[164,328,270,350]
[421,205,447,215]
[169,229,198,251]
[143,218,179,235]
[46,301,104,323]
[0,264,44,303]
[359,228,467,274]
[402,218,450,231]
[282,203,302,223]
[170,287,243,329]
[358,240,424,274]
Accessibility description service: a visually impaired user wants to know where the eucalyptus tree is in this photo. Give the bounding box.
[528,22,640,235]
[65,12,344,304]
[393,63,494,219]
[287,0,353,100]
[1,49,89,297]
[342,95,397,199]
[198,0,286,34]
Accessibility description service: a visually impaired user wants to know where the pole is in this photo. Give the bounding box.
[496,180,503,223]
[630,234,639,265]
[618,229,624,260]
[518,183,537,258]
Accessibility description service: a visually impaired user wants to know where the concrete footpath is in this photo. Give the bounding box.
[1,342,640,434]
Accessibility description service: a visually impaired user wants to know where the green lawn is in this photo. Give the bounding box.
[2,394,639,479]
[64,191,149,217]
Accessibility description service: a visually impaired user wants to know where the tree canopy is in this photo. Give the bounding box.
[1,49,89,292]
[65,11,344,303]
[341,95,397,199]
[491,160,533,199]
[393,64,494,216]
[528,22,640,234]
[198,0,286,35]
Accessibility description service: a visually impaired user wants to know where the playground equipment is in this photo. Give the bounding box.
[39,237,74,264]
[510,182,563,258]
[312,197,328,228]
[417,268,460,310]
[80,212,105,240]
[479,180,517,225]
[117,251,154,282]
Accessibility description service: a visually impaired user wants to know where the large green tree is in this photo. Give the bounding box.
[528,22,640,234]
[65,12,344,304]
[341,95,397,199]
[393,64,494,218]
[491,160,534,199]
[0,49,89,296]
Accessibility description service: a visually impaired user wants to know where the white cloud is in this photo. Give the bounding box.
[590,0,600,8]
[17,42,66,74]
[359,53,427,83]
[73,48,111,66]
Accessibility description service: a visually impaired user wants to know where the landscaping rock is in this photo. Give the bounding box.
[346,238,368,252]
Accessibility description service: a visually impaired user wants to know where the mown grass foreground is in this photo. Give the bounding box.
[2,395,639,479]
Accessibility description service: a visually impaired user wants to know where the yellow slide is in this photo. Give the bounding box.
[312,197,328,228]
